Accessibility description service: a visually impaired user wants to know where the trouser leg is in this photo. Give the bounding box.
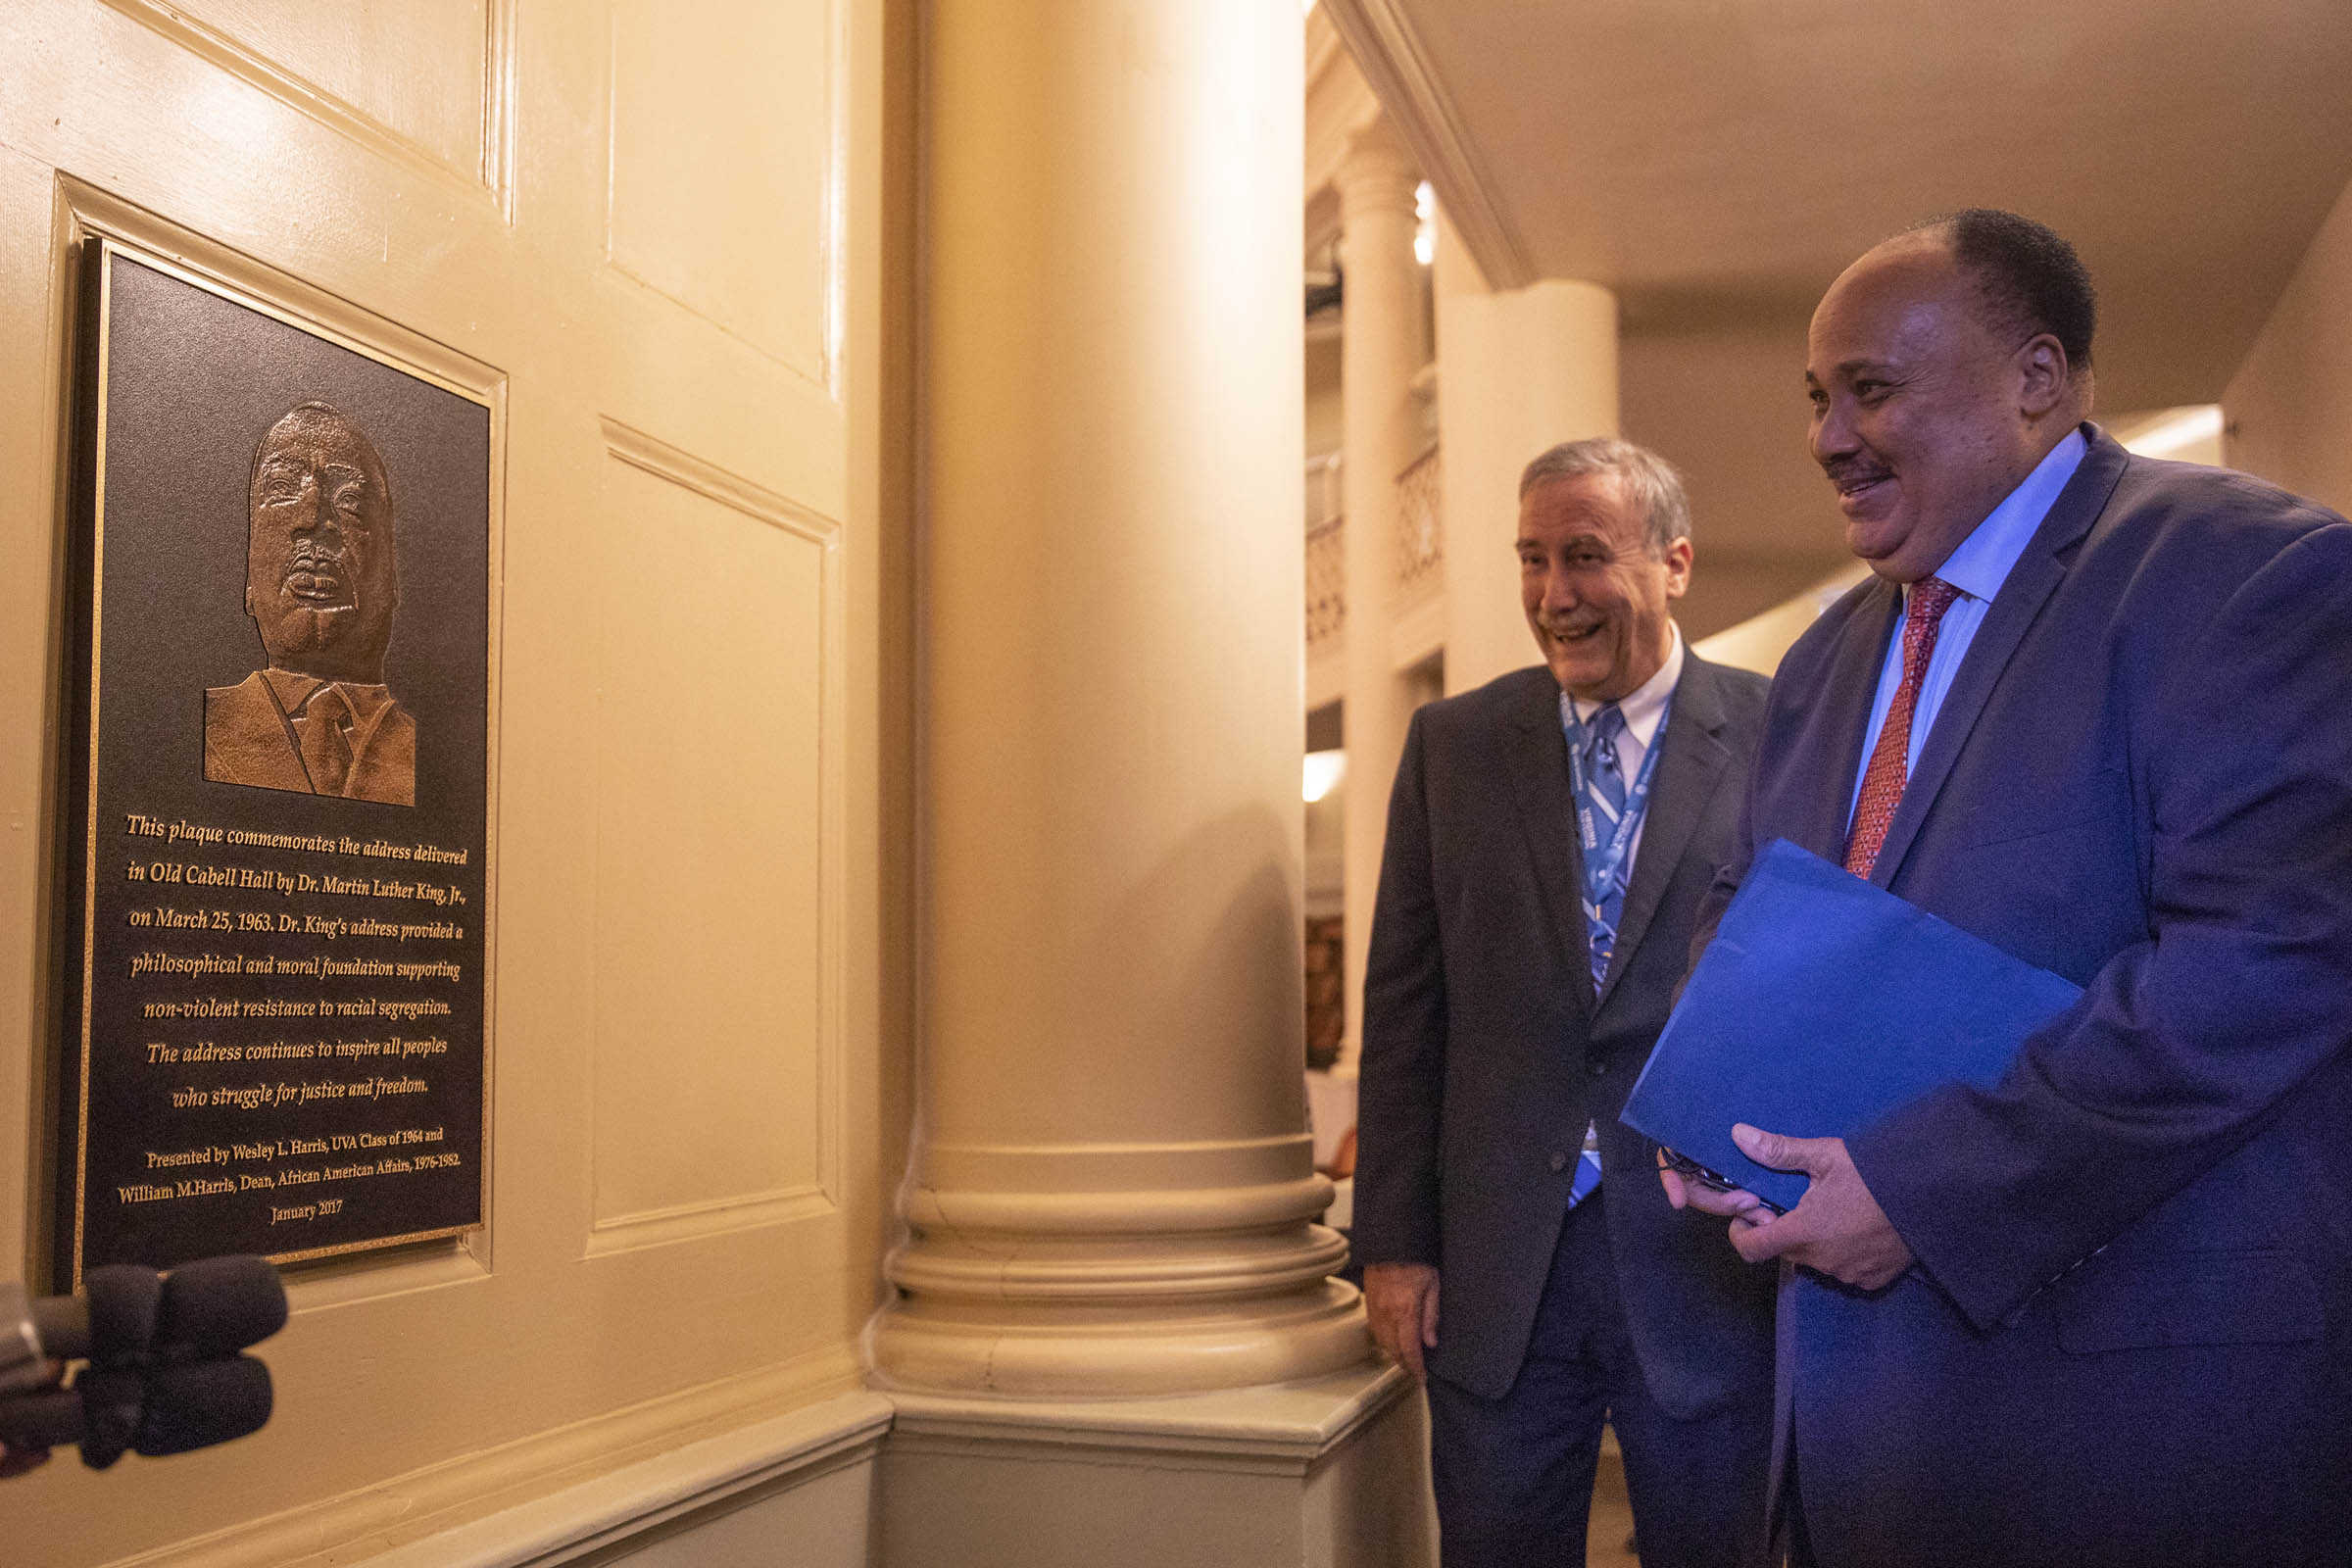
[1606,1347,1775,1568]
[1556,1187,1775,1568]
[1425,1199,1612,1568]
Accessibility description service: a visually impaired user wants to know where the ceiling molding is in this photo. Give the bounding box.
[1305,22,1385,209]
[1317,0,1536,290]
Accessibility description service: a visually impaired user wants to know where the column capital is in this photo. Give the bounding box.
[1336,118,1419,219]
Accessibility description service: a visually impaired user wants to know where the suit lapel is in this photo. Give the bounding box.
[1506,678,1595,1016]
[1596,657,1731,1007]
[1868,426,2127,887]
[1806,580,1905,862]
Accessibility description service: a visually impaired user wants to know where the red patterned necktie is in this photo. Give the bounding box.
[1844,576,1960,877]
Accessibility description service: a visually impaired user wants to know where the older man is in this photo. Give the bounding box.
[205,402,415,806]
[1355,438,1775,1567]
[1665,210,2352,1566]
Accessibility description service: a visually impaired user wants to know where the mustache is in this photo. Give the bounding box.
[1822,456,1892,490]
[284,539,347,576]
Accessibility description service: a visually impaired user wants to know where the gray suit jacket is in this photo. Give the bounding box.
[1352,652,1775,1408]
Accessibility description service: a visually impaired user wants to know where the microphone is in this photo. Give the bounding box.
[0,1256,286,1468]
[26,1256,285,1362]
[0,1356,273,1461]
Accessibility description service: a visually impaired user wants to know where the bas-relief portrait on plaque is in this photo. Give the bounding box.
[204,403,417,807]
[52,238,494,1286]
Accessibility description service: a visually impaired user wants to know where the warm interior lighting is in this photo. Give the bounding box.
[1413,180,1435,266]
[2118,404,2224,463]
[1303,749,1347,804]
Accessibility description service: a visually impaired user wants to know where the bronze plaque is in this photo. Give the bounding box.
[52,238,493,1285]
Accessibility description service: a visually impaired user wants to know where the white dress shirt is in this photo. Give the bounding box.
[1847,429,2087,822]
[1564,622,1686,876]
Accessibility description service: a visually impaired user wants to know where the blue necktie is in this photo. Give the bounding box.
[1566,702,1630,1208]
[1575,703,1631,990]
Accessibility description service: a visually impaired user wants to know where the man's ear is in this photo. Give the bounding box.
[1662,537,1693,600]
[2015,332,2071,418]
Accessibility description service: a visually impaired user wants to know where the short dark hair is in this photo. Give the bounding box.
[1909,208,2097,371]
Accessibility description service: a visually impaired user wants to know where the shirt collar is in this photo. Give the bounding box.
[1931,427,2086,605]
[1565,622,1683,749]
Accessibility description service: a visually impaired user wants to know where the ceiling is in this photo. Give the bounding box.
[1325,0,2352,409]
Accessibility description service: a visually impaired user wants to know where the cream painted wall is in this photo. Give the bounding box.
[0,1,906,1562]
[2225,172,2352,513]
[1619,309,1853,641]
[1433,272,1619,695]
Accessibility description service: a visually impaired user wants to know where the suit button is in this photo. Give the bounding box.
[1586,1059,1606,1077]
[1548,1152,1568,1172]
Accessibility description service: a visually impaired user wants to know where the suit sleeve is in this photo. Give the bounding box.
[1686,789,1757,994]
[1684,681,1771,1000]
[1855,519,2352,1329]
[1349,708,1447,1269]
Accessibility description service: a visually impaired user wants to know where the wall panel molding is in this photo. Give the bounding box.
[598,416,844,550]
[583,417,847,1258]
[100,0,518,212]
[601,0,846,389]
[482,0,519,221]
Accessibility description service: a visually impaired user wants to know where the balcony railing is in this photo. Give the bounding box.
[1306,515,1345,653]
[1303,446,1447,659]
[1393,443,1443,608]
[1305,455,1345,656]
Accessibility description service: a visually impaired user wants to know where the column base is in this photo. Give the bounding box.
[880,1362,1436,1568]
[871,1140,1369,1396]
[869,1276,1370,1397]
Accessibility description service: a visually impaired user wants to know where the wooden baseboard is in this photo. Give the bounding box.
[110,1347,873,1568]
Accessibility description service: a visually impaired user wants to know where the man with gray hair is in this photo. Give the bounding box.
[1355,437,1778,1566]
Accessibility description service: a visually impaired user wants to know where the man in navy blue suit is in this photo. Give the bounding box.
[1664,210,2352,1566]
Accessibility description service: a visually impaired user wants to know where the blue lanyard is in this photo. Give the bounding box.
[1561,693,1672,906]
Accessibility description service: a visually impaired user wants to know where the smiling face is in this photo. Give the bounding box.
[244,405,399,683]
[1806,236,2080,583]
[1517,469,1690,703]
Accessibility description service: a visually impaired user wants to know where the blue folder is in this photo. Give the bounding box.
[1619,837,2083,1213]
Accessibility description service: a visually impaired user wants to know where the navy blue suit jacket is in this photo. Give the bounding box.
[1354,654,1776,1411]
[1709,426,2352,1566]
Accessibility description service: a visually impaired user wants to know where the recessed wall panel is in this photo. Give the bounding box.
[607,0,835,383]
[108,0,495,183]
[589,446,828,1232]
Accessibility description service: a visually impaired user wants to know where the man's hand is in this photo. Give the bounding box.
[1657,1126,1915,1291]
[1363,1262,1440,1383]
[1656,1147,1776,1228]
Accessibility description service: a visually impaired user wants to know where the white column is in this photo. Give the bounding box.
[870,0,1364,1397]
[1434,220,1621,695]
[1336,119,1424,1073]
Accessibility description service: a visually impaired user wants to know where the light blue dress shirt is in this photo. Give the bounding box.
[1847,429,2087,824]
